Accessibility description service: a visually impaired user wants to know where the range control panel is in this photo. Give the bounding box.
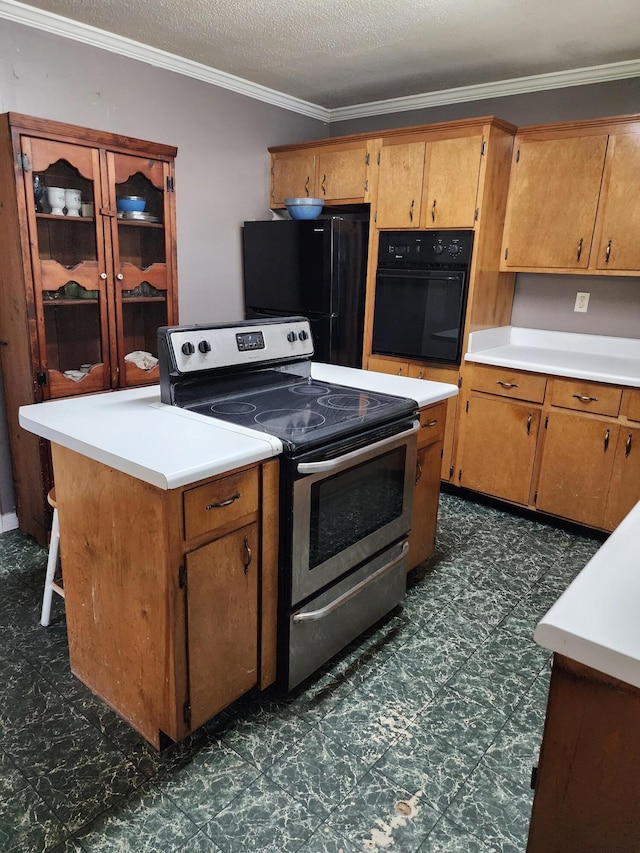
[378,229,474,267]
[159,317,314,374]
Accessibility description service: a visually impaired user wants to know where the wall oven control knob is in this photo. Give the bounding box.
[299,330,309,341]
[181,342,195,356]
[287,331,298,342]
[433,244,444,254]
[448,243,462,256]
[198,340,212,353]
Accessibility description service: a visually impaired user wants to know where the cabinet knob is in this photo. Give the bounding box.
[100,272,107,280]
[116,273,124,281]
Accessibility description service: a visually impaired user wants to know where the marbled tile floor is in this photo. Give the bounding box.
[0,492,603,853]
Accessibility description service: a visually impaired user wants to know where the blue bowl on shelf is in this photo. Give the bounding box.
[116,195,146,213]
[284,197,324,220]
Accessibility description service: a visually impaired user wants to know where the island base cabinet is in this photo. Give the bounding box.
[527,654,640,852]
[186,524,259,731]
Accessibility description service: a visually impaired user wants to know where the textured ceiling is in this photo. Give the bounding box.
[11,0,640,108]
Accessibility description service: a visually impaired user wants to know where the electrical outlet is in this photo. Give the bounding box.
[574,292,590,313]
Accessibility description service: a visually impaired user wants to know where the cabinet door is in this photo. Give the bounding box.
[458,394,540,505]
[376,141,425,228]
[408,440,442,571]
[22,136,111,399]
[603,426,640,531]
[422,135,483,228]
[106,152,176,388]
[316,146,367,203]
[270,151,316,206]
[593,132,640,271]
[536,412,618,528]
[186,523,258,731]
[501,135,608,269]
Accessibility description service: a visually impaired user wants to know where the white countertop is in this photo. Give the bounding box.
[534,498,640,689]
[18,364,457,490]
[466,327,640,387]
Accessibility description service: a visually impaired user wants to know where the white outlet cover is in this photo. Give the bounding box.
[574,292,590,312]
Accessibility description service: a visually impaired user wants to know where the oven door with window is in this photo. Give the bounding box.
[287,419,419,606]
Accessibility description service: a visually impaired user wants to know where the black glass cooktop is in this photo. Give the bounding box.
[186,376,418,452]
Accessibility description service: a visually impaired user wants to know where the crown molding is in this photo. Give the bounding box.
[330,59,640,122]
[1,0,638,125]
[0,0,331,122]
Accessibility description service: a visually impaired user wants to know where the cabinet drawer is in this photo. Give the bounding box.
[469,365,546,403]
[417,402,447,448]
[549,379,622,417]
[184,468,259,540]
[624,389,640,422]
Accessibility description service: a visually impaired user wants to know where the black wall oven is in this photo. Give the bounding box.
[372,230,474,365]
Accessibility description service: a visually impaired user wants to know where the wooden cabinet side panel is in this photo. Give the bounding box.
[186,523,259,731]
[260,459,279,689]
[527,656,640,853]
[408,440,442,570]
[51,444,173,749]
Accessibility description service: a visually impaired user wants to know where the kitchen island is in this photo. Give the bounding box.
[19,364,457,748]
[527,497,640,852]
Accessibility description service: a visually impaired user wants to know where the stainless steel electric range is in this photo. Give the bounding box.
[158,317,419,689]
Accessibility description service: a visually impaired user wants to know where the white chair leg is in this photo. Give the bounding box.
[40,506,60,627]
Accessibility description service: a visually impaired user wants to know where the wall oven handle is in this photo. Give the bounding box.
[292,540,409,623]
[296,421,420,474]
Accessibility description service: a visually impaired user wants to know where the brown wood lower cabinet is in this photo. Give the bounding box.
[527,654,640,852]
[459,394,540,505]
[456,366,640,533]
[535,412,618,529]
[50,443,278,749]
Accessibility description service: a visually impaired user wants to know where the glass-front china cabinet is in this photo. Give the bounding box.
[0,113,178,543]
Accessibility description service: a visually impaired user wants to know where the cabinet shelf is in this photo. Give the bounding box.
[36,213,94,223]
[117,219,163,229]
[43,297,99,306]
[121,296,166,303]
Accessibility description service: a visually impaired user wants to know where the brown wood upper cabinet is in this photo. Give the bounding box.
[421,134,483,229]
[270,141,370,206]
[501,115,640,274]
[375,133,484,229]
[376,140,426,228]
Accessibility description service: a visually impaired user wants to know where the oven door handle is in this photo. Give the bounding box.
[292,540,409,623]
[296,420,419,474]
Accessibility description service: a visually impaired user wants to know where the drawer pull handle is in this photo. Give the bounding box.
[422,419,438,428]
[605,239,612,264]
[604,428,610,452]
[205,492,240,510]
[625,433,633,458]
[572,394,598,403]
[243,535,252,573]
[576,237,584,263]
[527,413,532,435]
[497,381,519,389]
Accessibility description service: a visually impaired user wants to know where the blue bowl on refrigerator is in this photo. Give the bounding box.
[284,197,324,219]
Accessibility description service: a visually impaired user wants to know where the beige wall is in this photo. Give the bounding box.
[0,20,326,520]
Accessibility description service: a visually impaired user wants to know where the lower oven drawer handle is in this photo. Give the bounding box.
[292,540,409,623]
[296,421,419,474]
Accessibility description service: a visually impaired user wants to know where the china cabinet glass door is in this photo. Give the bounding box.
[22,137,110,399]
[107,152,172,388]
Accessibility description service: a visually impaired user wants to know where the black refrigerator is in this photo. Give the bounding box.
[242,217,369,368]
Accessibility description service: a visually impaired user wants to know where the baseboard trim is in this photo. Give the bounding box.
[0,511,19,533]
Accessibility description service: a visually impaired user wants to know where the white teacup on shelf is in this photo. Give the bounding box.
[46,186,66,216]
[65,188,82,216]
